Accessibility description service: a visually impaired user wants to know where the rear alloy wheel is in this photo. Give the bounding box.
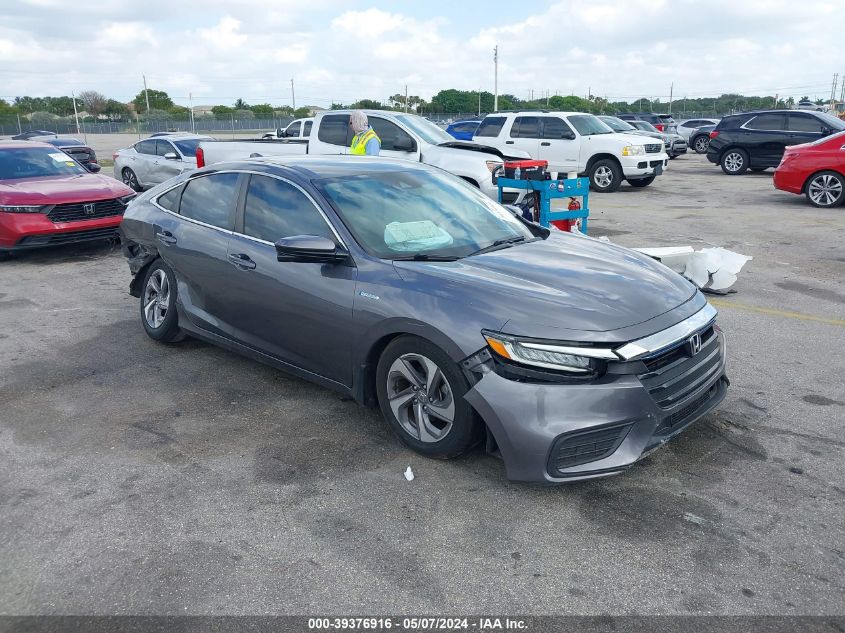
[693,136,710,154]
[589,159,623,193]
[805,171,845,208]
[720,149,749,175]
[122,167,141,192]
[376,336,481,458]
[628,175,656,188]
[140,260,185,343]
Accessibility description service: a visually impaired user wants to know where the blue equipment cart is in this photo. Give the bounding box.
[497,176,590,234]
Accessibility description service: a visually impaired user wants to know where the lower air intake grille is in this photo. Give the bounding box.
[18,227,119,246]
[548,421,634,473]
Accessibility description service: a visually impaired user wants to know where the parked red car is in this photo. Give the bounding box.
[773,130,845,208]
[0,141,135,256]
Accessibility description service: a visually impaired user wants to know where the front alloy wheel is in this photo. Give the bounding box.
[806,171,845,208]
[143,269,171,329]
[140,260,184,343]
[386,353,455,443]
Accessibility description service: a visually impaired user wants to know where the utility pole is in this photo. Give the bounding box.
[668,82,673,115]
[142,74,150,113]
[404,84,408,113]
[830,73,839,109]
[774,93,778,108]
[189,92,195,133]
[493,45,498,112]
[478,89,481,116]
[291,78,296,111]
[16,113,22,134]
[71,91,81,134]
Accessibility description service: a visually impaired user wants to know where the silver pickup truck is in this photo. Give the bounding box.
[197,109,530,202]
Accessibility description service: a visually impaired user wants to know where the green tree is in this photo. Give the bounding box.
[132,89,174,113]
[234,98,250,110]
[234,108,255,119]
[350,99,384,109]
[250,103,274,117]
[212,105,234,119]
[104,100,129,119]
[141,108,169,121]
[293,107,311,118]
[0,99,18,116]
[168,106,190,120]
[31,111,58,127]
[78,90,107,117]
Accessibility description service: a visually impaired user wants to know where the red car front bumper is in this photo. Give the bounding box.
[0,212,123,251]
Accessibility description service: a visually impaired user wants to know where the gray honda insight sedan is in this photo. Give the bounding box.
[120,157,728,482]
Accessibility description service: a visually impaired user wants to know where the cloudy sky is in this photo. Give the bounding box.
[1,0,841,108]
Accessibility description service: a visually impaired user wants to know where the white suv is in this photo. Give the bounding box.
[473,111,669,192]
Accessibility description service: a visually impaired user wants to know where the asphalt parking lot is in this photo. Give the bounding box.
[0,151,843,616]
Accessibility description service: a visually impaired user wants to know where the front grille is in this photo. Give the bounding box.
[639,326,722,409]
[644,143,662,154]
[653,382,719,436]
[18,227,119,246]
[48,198,125,223]
[548,421,634,472]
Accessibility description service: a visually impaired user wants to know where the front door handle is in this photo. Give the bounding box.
[156,230,177,245]
[505,140,514,144]
[228,253,256,270]
[540,142,551,146]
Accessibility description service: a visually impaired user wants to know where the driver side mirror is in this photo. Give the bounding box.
[163,152,180,160]
[275,235,349,263]
[393,136,417,152]
[87,163,102,173]
[821,127,832,136]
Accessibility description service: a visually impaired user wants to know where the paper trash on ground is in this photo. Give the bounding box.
[404,466,414,481]
[632,246,752,293]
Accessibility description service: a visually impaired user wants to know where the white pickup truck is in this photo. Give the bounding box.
[473,111,670,192]
[198,109,529,202]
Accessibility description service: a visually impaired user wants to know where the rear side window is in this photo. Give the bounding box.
[178,172,240,229]
[136,140,156,155]
[303,121,313,136]
[155,140,174,157]
[156,186,182,211]
[318,115,351,146]
[510,116,541,138]
[475,116,506,137]
[369,117,415,151]
[243,175,334,243]
[287,122,301,137]
[541,117,574,139]
[788,114,824,133]
[745,114,787,131]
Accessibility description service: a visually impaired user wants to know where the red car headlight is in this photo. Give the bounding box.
[0,205,53,214]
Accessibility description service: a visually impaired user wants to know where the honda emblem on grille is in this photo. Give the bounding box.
[83,203,95,215]
[688,332,702,356]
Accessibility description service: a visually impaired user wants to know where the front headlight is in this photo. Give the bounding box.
[482,330,617,375]
[0,205,52,214]
[621,145,645,156]
[118,193,137,206]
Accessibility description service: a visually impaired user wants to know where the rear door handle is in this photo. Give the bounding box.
[505,140,514,144]
[156,230,177,245]
[228,253,256,270]
[541,142,551,146]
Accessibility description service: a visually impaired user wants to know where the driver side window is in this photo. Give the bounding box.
[369,117,415,152]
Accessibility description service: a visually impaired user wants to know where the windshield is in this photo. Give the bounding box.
[0,147,87,179]
[816,112,845,130]
[567,115,613,135]
[633,121,660,133]
[599,117,636,132]
[315,168,533,259]
[46,138,85,147]
[173,138,210,157]
[394,114,453,145]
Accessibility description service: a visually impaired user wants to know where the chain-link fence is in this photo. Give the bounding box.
[0,116,295,137]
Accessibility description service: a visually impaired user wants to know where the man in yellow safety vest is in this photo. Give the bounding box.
[349,110,381,156]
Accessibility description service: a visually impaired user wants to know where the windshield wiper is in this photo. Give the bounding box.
[467,235,528,257]
[392,254,461,261]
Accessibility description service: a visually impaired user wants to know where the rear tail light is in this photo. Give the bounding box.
[112,153,118,160]
[709,130,720,139]
[196,147,205,168]
[654,124,665,132]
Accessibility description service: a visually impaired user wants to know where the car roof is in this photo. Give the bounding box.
[43,137,87,147]
[0,140,58,150]
[209,155,430,180]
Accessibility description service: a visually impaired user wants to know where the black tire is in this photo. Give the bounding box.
[140,260,185,343]
[0,250,13,261]
[122,167,142,192]
[628,175,656,188]
[804,170,845,208]
[588,158,623,193]
[720,148,749,175]
[376,335,482,459]
[692,135,710,154]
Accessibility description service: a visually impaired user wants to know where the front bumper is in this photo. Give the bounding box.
[0,212,122,251]
[620,153,669,178]
[464,328,727,482]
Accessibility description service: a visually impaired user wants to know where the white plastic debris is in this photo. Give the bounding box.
[403,466,415,481]
[633,246,752,293]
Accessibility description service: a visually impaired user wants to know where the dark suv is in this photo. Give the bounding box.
[707,109,845,175]
[617,113,677,133]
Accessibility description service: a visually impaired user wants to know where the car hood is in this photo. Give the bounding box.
[604,132,660,146]
[433,141,531,161]
[0,173,134,205]
[394,233,698,338]
[628,130,666,141]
